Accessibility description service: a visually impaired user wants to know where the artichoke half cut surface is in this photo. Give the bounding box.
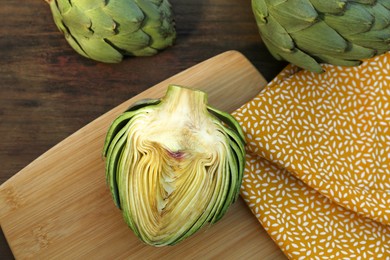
[103,85,246,246]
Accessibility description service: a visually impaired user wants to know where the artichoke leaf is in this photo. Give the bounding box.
[125,98,161,112]
[315,54,362,66]
[76,37,123,63]
[251,0,269,23]
[54,0,72,13]
[72,0,105,11]
[104,0,144,32]
[106,129,128,208]
[290,21,348,55]
[84,8,117,37]
[103,112,138,156]
[107,29,153,54]
[136,0,176,50]
[49,2,70,35]
[255,15,295,52]
[269,0,318,32]
[369,3,390,30]
[349,0,376,4]
[262,36,324,73]
[323,3,373,35]
[378,0,390,10]
[264,0,287,6]
[60,4,93,37]
[309,0,347,14]
[328,43,375,59]
[347,30,390,52]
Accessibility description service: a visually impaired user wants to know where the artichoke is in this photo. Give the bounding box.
[46,0,176,63]
[103,85,245,246]
[252,0,390,72]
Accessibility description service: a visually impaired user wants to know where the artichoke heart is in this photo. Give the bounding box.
[47,0,176,63]
[252,0,390,72]
[103,85,246,246]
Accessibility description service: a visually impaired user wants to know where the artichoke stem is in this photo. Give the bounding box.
[160,85,208,124]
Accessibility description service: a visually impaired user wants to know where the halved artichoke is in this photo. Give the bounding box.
[47,0,176,63]
[103,85,245,246]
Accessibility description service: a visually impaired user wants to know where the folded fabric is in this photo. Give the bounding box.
[233,52,390,259]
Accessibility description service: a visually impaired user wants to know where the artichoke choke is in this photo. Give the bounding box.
[103,85,245,246]
[252,0,390,72]
[46,0,176,63]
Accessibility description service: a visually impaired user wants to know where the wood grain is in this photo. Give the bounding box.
[0,51,286,259]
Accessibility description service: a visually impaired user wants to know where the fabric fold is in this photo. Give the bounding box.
[242,152,390,259]
[233,52,390,258]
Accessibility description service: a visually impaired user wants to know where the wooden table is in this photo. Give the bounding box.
[0,1,287,258]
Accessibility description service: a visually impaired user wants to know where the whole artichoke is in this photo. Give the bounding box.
[103,85,245,246]
[47,0,176,63]
[252,0,390,72]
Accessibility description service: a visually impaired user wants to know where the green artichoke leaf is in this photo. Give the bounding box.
[125,98,161,112]
[72,0,105,11]
[49,2,69,34]
[260,36,324,73]
[251,0,269,23]
[130,47,159,56]
[315,54,362,67]
[309,0,347,14]
[75,37,123,63]
[104,0,145,33]
[330,43,374,59]
[54,0,72,13]
[135,0,176,50]
[63,35,90,60]
[369,3,390,30]
[104,112,141,209]
[85,8,117,37]
[290,21,348,55]
[347,30,390,52]
[269,0,318,32]
[61,5,93,38]
[106,126,129,208]
[349,0,376,4]
[378,0,390,10]
[212,126,245,216]
[103,85,246,246]
[255,14,295,52]
[264,0,287,6]
[104,113,138,156]
[323,3,373,35]
[107,29,154,54]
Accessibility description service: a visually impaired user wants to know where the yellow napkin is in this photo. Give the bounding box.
[233,52,390,259]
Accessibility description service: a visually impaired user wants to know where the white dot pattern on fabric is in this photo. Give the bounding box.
[233,52,390,258]
[242,153,390,259]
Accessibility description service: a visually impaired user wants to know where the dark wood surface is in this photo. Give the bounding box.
[0,0,286,258]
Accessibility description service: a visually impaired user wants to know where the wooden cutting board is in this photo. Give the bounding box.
[0,51,286,259]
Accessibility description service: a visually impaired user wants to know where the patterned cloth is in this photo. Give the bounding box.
[233,52,390,259]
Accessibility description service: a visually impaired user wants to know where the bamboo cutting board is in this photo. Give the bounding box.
[0,51,286,259]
